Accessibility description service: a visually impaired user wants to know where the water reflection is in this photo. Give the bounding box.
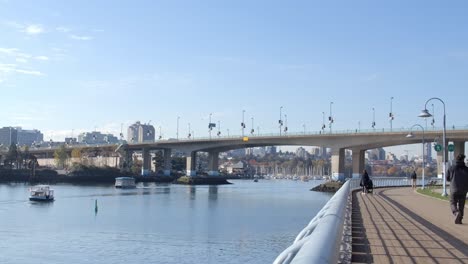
[208,186,218,201]
[189,186,196,200]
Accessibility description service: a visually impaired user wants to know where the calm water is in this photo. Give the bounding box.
[0,179,331,264]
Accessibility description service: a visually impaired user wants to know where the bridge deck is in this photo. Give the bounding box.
[351,187,468,264]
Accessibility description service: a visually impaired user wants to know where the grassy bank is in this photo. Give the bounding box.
[416,186,449,201]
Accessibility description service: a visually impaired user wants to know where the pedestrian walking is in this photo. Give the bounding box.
[446,154,468,224]
[411,170,417,190]
[360,169,370,194]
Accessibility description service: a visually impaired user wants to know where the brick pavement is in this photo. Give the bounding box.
[352,187,468,263]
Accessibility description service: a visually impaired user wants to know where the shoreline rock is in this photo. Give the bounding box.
[310,181,343,192]
[175,176,232,185]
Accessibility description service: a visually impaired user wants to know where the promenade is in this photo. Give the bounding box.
[352,187,468,263]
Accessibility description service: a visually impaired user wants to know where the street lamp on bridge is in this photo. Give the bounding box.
[329,102,334,133]
[250,117,255,135]
[418,97,447,196]
[406,124,426,189]
[321,112,326,133]
[372,107,376,131]
[176,116,180,140]
[279,106,283,136]
[389,96,394,131]
[284,114,288,134]
[241,110,246,137]
[188,123,191,139]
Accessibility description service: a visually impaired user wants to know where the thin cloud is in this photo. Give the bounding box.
[15,58,28,63]
[56,26,71,33]
[23,24,44,35]
[363,73,379,82]
[69,34,93,41]
[0,47,49,62]
[0,63,43,76]
[35,55,49,61]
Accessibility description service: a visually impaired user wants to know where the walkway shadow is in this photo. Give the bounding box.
[379,190,468,259]
[351,191,374,263]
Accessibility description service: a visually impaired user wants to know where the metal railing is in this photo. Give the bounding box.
[273,176,442,264]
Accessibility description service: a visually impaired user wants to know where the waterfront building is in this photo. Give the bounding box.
[265,146,277,154]
[78,131,119,144]
[127,121,155,143]
[17,128,44,146]
[295,147,308,159]
[0,127,18,146]
[367,148,386,160]
[425,143,432,161]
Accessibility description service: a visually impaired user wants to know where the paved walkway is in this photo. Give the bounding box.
[352,187,468,264]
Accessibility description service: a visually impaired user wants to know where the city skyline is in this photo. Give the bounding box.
[1,1,468,157]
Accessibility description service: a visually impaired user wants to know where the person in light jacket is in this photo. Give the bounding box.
[446,154,468,224]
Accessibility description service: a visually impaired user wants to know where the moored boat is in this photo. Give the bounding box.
[29,185,54,202]
[115,177,136,188]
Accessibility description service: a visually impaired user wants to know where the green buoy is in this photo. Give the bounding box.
[95,199,98,213]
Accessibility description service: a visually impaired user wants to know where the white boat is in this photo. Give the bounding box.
[29,185,54,202]
[115,177,136,188]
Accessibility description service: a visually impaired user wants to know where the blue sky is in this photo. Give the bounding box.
[1,0,467,156]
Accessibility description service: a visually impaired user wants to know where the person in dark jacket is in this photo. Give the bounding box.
[360,169,370,194]
[446,154,468,224]
[411,170,417,190]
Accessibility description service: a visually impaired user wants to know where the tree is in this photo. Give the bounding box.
[152,151,164,172]
[54,145,69,169]
[71,148,83,160]
[6,143,19,168]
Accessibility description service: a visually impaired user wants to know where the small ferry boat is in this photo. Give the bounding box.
[29,185,54,202]
[115,177,136,188]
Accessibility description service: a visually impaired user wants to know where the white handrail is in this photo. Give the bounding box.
[273,176,433,264]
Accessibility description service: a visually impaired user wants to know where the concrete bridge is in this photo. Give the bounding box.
[20,128,468,178]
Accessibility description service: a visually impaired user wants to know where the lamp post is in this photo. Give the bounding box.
[158,126,162,140]
[279,106,283,136]
[188,123,191,139]
[321,112,325,133]
[284,114,288,134]
[241,110,246,137]
[227,129,230,137]
[371,107,376,131]
[209,113,213,139]
[431,103,435,130]
[250,117,255,135]
[176,116,180,140]
[406,124,426,189]
[389,96,394,131]
[418,97,447,196]
[217,121,221,137]
[303,124,306,135]
[329,102,334,133]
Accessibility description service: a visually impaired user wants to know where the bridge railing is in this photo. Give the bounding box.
[273,176,424,264]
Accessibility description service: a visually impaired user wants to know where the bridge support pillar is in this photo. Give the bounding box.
[141,148,151,176]
[331,148,345,181]
[352,149,365,179]
[207,151,219,176]
[186,151,197,177]
[163,149,172,176]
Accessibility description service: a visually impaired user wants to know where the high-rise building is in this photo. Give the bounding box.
[0,127,18,146]
[425,143,432,161]
[17,128,43,146]
[265,146,277,154]
[127,121,155,143]
[78,131,119,144]
[295,147,308,159]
